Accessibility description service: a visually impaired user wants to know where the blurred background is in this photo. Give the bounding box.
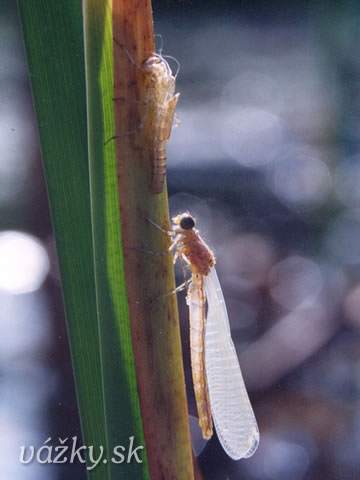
[1,0,360,478]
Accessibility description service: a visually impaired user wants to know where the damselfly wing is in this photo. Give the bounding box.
[171,213,259,459]
[204,268,259,459]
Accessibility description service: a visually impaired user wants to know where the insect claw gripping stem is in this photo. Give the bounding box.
[142,215,175,236]
[149,281,188,309]
[123,239,178,258]
[113,37,145,72]
[104,129,139,146]
[123,215,178,257]
[105,91,151,146]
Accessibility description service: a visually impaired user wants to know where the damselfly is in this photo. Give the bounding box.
[149,212,260,459]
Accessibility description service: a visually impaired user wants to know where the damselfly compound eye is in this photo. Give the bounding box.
[180,216,195,230]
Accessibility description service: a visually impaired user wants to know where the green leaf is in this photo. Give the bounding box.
[84,0,150,477]
[17,0,149,478]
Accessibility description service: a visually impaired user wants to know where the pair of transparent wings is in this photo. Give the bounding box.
[203,268,259,460]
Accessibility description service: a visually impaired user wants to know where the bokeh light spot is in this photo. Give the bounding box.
[0,231,49,294]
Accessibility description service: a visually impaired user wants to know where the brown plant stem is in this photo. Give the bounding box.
[112,1,197,478]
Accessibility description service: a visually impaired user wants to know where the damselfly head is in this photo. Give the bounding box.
[173,212,195,230]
